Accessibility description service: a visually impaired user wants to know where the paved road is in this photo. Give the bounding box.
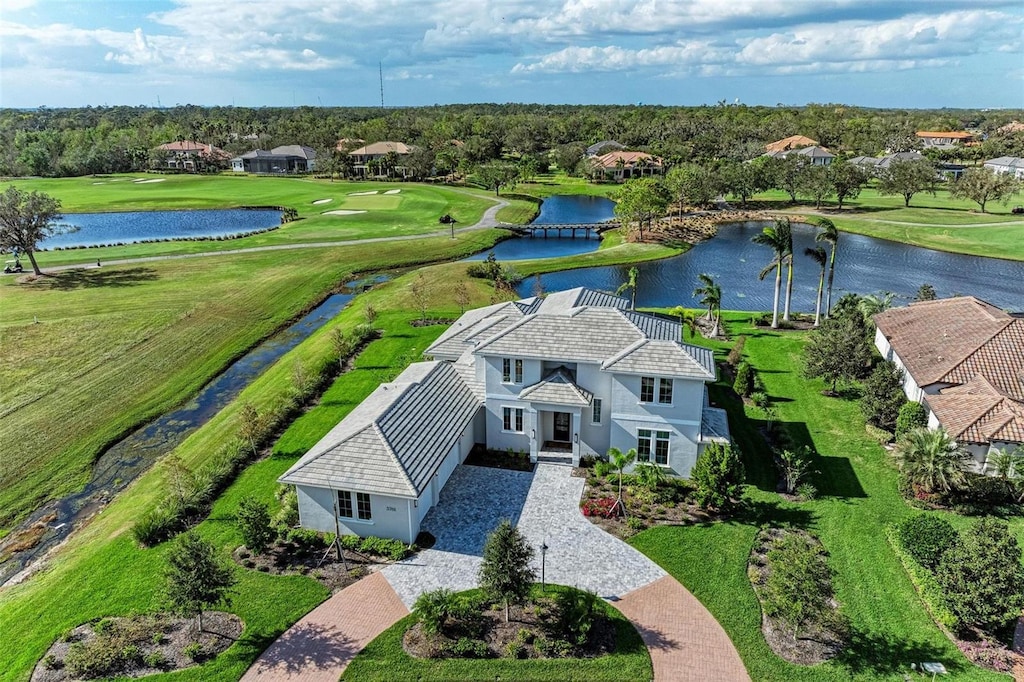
[23,191,510,274]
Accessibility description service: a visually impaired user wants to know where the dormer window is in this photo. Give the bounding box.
[502,358,523,384]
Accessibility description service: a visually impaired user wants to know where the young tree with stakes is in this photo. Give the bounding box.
[478,520,536,623]
[164,531,237,632]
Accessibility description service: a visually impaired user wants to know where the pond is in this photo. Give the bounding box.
[518,221,1024,312]
[466,194,613,261]
[44,208,283,249]
[0,277,382,585]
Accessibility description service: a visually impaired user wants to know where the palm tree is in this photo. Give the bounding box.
[670,306,698,340]
[814,218,839,317]
[858,291,894,325]
[778,219,795,322]
[693,273,722,337]
[805,245,827,326]
[892,427,969,494]
[752,222,788,328]
[607,447,637,517]
[616,266,639,309]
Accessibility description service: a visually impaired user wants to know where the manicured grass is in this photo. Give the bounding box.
[751,187,1024,261]
[517,174,620,198]
[0,307,439,682]
[629,313,1016,681]
[342,585,652,681]
[0,175,532,267]
[0,229,505,535]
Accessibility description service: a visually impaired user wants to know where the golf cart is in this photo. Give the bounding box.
[3,259,23,274]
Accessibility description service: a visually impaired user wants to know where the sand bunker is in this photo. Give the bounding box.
[323,210,367,216]
[312,198,333,205]
[92,182,106,185]
[348,190,378,196]
[133,178,166,184]
[383,189,401,194]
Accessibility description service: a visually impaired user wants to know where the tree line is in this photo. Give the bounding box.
[2,102,1023,178]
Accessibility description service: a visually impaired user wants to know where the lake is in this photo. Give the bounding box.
[44,208,283,248]
[518,221,1024,312]
[466,194,612,260]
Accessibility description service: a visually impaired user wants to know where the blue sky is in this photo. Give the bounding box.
[1,0,1022,109]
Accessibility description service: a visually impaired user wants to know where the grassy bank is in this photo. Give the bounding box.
[0,175,531,267]
[0,228,505,534]
[629,312,1020,681]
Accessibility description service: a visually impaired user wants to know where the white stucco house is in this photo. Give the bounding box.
[280,287,731,543]
[873,297,1024,473]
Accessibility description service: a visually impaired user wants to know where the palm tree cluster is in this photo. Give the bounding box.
[752,217,840,329]
[693,273,722,337]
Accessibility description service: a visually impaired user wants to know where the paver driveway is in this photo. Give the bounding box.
[382,463,666,606]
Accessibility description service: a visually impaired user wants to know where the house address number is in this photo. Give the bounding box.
[386,505,397,512]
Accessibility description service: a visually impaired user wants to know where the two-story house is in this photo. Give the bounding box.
[279,287,730,543]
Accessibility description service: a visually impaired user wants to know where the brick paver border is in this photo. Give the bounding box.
[240,571,408,682]
[616,575,750,682]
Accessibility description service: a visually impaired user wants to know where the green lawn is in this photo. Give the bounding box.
[342,586,652,681]
[752,187,1024,261]
[629,313,1019,681]
[0,175,532,267]
[0,228,505,535]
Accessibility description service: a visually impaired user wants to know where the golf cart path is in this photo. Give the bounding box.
[32,192,509,273]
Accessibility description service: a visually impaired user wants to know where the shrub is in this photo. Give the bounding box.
[236,496,275,554]
[446,637,492,658]
[896,401,928,440]
[778,446,815,495]
[414,589,463,634]
[93,618,115,634]
[64,639,126,679]
[749,391,769,409]
[897,515,959,571]
[183,642,204,661]
[691,442,745,512]
[593,460,613,477]
[727,335,746,367]
[626,516,646,531]
[860,360,906,432]
[556,589,600,645]
[43,654,61,670]
[796,482,818,501]
[936,517,1024,636]
[761,531,840,638]
[274,486,299,529]
[733,362,756,397]
[143,651,169,669]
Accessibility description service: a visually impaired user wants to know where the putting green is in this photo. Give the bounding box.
[341,195,402,210]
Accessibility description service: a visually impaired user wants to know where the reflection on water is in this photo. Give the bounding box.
[518,221,1024,312]
[46,209,283,248]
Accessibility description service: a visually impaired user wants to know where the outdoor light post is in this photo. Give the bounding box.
[540,540,548,591]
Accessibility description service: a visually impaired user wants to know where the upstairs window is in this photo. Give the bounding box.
[501,358,523,383]
[592,398,602,424]
[658,378,673,404]
[640,376,655,402]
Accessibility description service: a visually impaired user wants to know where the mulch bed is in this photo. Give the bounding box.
[747,528,845,666]
[465,445,535,472]
[410,318,456,327]
[403,597,616,660]
[32,612,242,682]
[232,539,386,594]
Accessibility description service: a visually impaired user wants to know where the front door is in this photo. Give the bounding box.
[553,412,571,442]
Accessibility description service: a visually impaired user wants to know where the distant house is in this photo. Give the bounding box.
[230,145,316,173]
[996,121,1024,135]
[916,131,975,149]
[848,151,967,179]
[334,138,365,152]
[590,150,664,181]
[873,297,1024,473]
[764,135,819,153]
[764,145,834,166]
[280,287,730,543]
[155,140,230,172]
[586,140,626,157]
[983,156,1024,179]
[348,141,416,177]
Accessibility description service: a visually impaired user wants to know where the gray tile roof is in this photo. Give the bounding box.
[985,156,1024,170]
[279,361,481,497]
[537,287,631,314]
[519,367,593,406]
[601,339,716,379]
[425,301,525,359]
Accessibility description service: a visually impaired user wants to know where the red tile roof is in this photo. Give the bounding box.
[593,150,663,169]
[156,140,230,159]
[765,135,818,153]
[874,297,1014,387]
[926,376,1024,444]
[916,131,974,139]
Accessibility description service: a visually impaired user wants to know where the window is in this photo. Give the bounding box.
[356,492,372,520]
[502,407,524,432]
[640,376,672,404]
[637,429,670,465]
[337,490,353,518]
[501,358,523,383]
[640,376,655,402]
[658,378,673,404]
[592,398,602,424]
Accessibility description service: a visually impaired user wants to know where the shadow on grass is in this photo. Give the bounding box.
[836,627,961,677]
[38,266,159,290]
[733,498,816,529]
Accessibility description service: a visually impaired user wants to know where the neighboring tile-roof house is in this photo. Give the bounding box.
[983,156,1024,179]
[874,297,1024,455]
[156,140,230,159]
[586,140,625,157]
[996,121,1024,135]
[874,297,1017,389]
[765,145,835,165]
[765,135,818,153]
[592,150,663,170]
[349,141,415,157]
[280,361,479,497]
[916,131,975,148]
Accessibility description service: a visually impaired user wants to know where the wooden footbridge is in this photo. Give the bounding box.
[498,222,620,238]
